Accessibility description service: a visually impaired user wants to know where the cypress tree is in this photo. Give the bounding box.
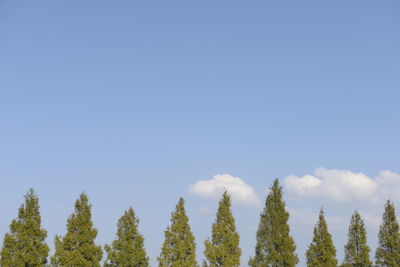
[342,211,371,267]
[375,200,400,266]
[51,192,103,267]
[158,197,198,267]
[204,191,241,267]
[104,207,149,267]
[306,209,337,267]
[0,188,49,266]
[249,179,298,267]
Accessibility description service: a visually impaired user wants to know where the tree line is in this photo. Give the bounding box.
[1,180,399,266]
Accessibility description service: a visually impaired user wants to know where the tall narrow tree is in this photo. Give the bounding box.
[342,211,371,267]
[104,207,149,267]
[204,191,241,267]
[51,192,103,267]
[306,209,337,267]
[375,200,400,266]
[0,188,49,266]
[249,179,298,267]
[158,197,198,267]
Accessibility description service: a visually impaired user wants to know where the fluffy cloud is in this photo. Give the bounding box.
[188,174,260,207]
[284,168,400,203]
[376,170,400,200]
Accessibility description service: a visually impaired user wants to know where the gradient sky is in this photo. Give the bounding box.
[1,1,400,266]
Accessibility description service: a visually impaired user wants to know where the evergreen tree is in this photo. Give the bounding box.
[104,207,149,267]
[375,200,400,266]
[204,191,241,267]
[51,192,103,267]
[342,211,371,267]
[158,197,198,267]
[249,179,298,267]
[306,209,337,267]
[0,188,49,267]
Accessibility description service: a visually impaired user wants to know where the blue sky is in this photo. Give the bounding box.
[1,1,399,266]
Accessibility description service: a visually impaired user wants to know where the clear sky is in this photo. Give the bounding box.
[1,1,399,266]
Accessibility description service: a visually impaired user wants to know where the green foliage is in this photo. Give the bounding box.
[104,207,149,267]
[204,191,241,267]
[51,192,103,267]
[375,200,400,266]
[306,209,338,267]
[0,188,49,267]
[249,179,298,267]
[342,211,371,267]
[158,197,198,267]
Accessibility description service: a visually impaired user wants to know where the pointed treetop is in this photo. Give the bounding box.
[306,208,338,267]
[204,191,241,267]
[342,210,371,266]
[249,179,298,267]
[51,192,103,267]
[375,200,400,266]
[0,188,49,267]
[105,207,149,267]
[158,197,198,267]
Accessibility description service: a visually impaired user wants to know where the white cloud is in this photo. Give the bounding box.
[284,168,400,203]
[283,168,400,266]
[376,170,400,201]
[284,174,322,198]
[188,174,260,207]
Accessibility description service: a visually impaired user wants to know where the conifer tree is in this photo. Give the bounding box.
[306,209,337,267]
[51,192,103,267]
[375,200,400,266]
[342,211,371,267]
[158,197,198,267]
[204,191,241,267]
[0,188,49,267]
[249,179,298,267]
[104,207,149,267]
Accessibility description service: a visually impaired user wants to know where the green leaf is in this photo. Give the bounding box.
[158,197,199,267]
[204,191,241,267]
[0,188,49,266]
[249,179,298,267]
[306,209,338,267]
[51,192,103,267]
